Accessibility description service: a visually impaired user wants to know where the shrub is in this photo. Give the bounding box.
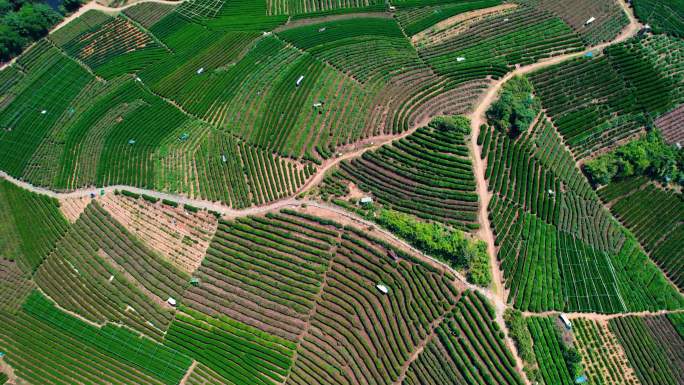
[487,76,541,136]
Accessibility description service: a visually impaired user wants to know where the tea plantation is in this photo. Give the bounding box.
[0,0,682,384]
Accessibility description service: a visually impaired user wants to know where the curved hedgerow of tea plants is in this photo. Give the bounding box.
[632,0,684,37]
[60,17,171,79]
[323,117,479,230]
[573,318,640,385]
[403,291,524,385]
[0,43,93,179]
[183,210,338,342]
[165,307,296,385]
[123,3,178,29]
[277,17,422,83]
[0,309,170,385]
[517,0,629,45]
[53,79,188,190]
[599,178,684,290]
[34,203,179,341]
[395,0,503,36]
[286,227,459,385]
[0,180,69,273]
[528,317,575,385]
[0,259,33,313]
[194,131,314,207]
[23,291,192,385]
[610,316,681,385]
[419,7,583,82]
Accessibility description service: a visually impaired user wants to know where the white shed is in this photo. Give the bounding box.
[559,313,572,330]
[376,284,389,294]
[167,297,178,307]
[197,67,205,75]
[296,75,305,87]
[456,57,466,62]
[360,196,373,205]
[585,17,596,25]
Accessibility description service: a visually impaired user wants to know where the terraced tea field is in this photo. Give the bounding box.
[0,0,682,384]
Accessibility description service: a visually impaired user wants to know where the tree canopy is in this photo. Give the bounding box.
[0,0,79,61]
[583,130,684,186]
[487,76,541,137]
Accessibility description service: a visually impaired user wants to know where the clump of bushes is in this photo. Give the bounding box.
[584,130,683,186]
[1,0,83,61]
[504,309,539,381]
[487,76,541,137]
[376,209,492,287]
[430,115,471,134]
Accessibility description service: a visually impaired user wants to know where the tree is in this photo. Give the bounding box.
[487,76,541,137]
[61,0,82,13]
[0,23,24,61]
[0,0,13,16]
[4,3,60,40]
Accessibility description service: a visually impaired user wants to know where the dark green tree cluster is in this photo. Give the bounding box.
[584,130,684,186]
[376,209,492,287]
[431,114,471,134]
[486,75,541,137]
[0,0,81,61]
[503,309,539,381]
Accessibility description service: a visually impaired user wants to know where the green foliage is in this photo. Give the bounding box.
[583,130,683,186]
[431,114,471,134]
[376,209,491,286]
[0,2,62,60]
[0,372,7,384]
[503,309,535,365]
[487,76,541,136]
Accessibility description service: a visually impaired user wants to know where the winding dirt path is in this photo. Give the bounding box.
[0,3,654,384]
[468,0,642,304]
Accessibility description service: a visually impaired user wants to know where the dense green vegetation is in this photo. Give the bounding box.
[584,131,684,186]
[376,209,491,286]
[504,309,537,379]
[487,76,541,137]
[0,0,682,384]
[0,0,81,61]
